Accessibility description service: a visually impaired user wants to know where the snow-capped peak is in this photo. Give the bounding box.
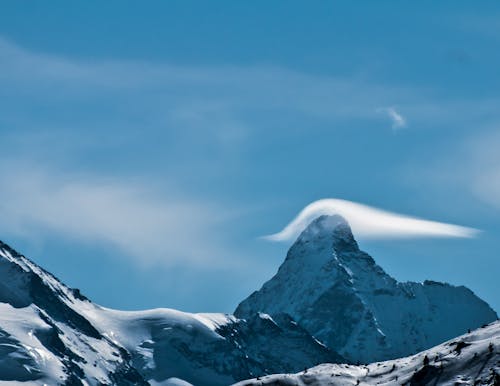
[235,215,497,364]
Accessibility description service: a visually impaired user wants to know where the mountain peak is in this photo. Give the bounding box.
[236,215,497,363]
[296,214,359,253]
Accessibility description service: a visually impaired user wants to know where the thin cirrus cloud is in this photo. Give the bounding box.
[264,199,479,242]
[3,35,498,157]
[0,35,420,138]
[0,165,234,267]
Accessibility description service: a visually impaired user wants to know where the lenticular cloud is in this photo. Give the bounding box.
[264,199,479,242]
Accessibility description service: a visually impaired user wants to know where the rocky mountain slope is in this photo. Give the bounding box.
[235,215,497,363]
[0,240,340,386]
[234,319,500,386]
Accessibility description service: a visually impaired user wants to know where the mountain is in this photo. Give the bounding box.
[234,319,500,386]
[0,214,497,385]
[0,240,341,386]
[235,215,498,363]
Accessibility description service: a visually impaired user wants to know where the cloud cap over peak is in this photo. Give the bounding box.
[264,199,479,242]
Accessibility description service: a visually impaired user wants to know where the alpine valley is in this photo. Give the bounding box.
[0,215,497,386]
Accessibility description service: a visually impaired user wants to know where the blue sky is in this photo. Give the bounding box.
[0,1,499,313]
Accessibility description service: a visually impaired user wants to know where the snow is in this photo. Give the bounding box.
[0,241,145,385]
[0,303,64,385]
[194,313,237,332]
[158,378,194,386]
[257,312,277,325]
[235,320,500,385]
[58,304,243,385]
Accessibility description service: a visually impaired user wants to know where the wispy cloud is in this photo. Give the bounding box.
[2,35,498,154]
[377,106,407,130]
[0,165,236,267]
[264,198,479,242]
[0,36,421,139]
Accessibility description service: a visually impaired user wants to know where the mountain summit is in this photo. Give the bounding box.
[235,215,497,363]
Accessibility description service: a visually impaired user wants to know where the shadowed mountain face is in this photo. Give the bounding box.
[0,240,341,386]
[235,215,498,363]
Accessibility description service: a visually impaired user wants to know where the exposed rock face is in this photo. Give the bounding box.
[235,215,498,363]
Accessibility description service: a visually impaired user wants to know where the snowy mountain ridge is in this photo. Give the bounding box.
[0,240,340,386]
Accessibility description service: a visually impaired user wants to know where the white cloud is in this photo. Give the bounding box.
[377,106,407,130]
[264,198,479,242]
[0,166,234,267]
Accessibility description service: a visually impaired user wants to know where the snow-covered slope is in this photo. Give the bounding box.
[0,240,340,386]
[83,307,342,386]
[234,319,500,386]
[235,215,498,363]
[0,240,149,385]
